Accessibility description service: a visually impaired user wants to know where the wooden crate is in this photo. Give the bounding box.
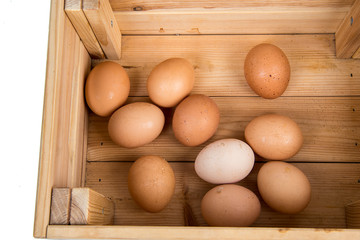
[34,0,360,239]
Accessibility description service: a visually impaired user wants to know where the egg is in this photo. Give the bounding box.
[257,161,311,214]
[244,43,290,99]
[172,94,220,146]
[108,102,165,148]
[195,139,255,184]
[147,58,195,108]
[85,61,130,117]
[245,114,303,160]
[201,184,261,227]
[128,155,175,213]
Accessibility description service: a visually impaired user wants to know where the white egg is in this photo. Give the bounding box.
[195,139,255,184]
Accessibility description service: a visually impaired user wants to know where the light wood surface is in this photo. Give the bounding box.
[353,46,360,59]
[87,96,360,163]
[85,162,360,228]
[65,0,105,59]
[93,34,360,97]
[70,188,115,225]
[336,0,360,58]
[83,0,122,59]
[33,0,91,237]
[50,188,71,225]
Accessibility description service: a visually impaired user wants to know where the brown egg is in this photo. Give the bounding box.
[201,184,261,227]
[147,58,195,107]
[244,43,290,99]
[257,161,311,214]
[108,102,165,148]
[172,94,220,146]
[85,61,130,117]
[128,155,176,213]
[245,114,303,160]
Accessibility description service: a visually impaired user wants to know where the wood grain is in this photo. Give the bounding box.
[70,188,115,225]
[50,188,71,225]
[85,161,360,228]
[336,0,360,58]
[33,0,91,237]
[93,34,360,97]
[83,0,122,59]
[87,96,360,163]
[353,46,360,59]
[65,0,105,59]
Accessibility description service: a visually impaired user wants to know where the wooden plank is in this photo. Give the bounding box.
[50,188,71,225]
[93,34,360,97]
[87,97,360,163]
[110,0,355,11]
[33,0,91,237]
[353,46,360,58]
[336,0,360,58]
[113,8,349,35]
[85,162,360,228]
[65,0,105,59]
[47,226,360,240]
[83,0,122,59]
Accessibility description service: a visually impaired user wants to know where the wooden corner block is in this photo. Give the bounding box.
[83,0,122,59]
[65,0,105,59]
[335,0,360,58]
[70,188,115,225]
[50,188,71,225]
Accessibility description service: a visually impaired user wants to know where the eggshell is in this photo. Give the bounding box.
[195,139,255,184]
[257,161,311,214]
[147,58,195,107]
[244,43,290,99]
[108,102,165,148]
[172,94,220,146]
[201,184,261,227]
[128,155,175,213]
[85,61,130,117]
[245,114,303,160]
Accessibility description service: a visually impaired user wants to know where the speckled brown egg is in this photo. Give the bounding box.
[147,58,195,108]
[245,114,303,160]
[108,102,165,148]
[128,155,176,213]
[201,184,261,227]
[172,94,220,146]
[85,61,130,117]
[257,161,311,214]
[244,43,290,99]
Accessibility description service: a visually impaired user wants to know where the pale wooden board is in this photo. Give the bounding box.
[33,0,91,237]
[50,188,71,225]
[93,35,360,97]
[85,161,360,228]
[87,97,360,163]
[110,0,355,11]
[336,0,360,58]
[112,8,350,34]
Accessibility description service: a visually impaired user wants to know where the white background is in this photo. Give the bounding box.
[0,0,51,239]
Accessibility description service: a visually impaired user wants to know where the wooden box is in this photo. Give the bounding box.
[34,0,360,239]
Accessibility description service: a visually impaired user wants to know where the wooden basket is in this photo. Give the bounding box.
[34,0,360,239]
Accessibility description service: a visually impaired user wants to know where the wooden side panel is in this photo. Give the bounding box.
[33,0,91,237]
[47,225,360,240]
[85,162,360,228]
[336,0,360,58]
[93,35,360,97]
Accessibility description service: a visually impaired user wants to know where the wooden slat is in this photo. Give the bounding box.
[70,188,115,225]
[93,34,360,97]
[33,0,91,237]
[50,188,71,225]
[110,0,355,11]
[83,0,122,59]
[113,8,349,35]
[85,162,360,228]
[65,0,105,59]
[336,0,360,58]
[87,97,360,163]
